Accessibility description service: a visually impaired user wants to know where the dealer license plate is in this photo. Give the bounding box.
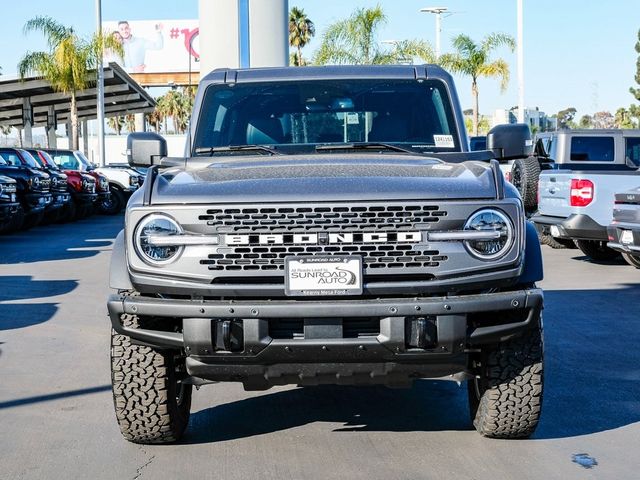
[621,230,634,245]
[285,256,363,296]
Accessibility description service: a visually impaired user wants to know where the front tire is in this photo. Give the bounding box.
[575,239,620,261]
[538,232,576,249]
[468,321,543,439]
[99,188,124,215]
[622,252,640,268]
[111,309,192,444]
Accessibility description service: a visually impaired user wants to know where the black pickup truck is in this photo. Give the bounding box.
[108,65,544,443]
[0,148,52,231]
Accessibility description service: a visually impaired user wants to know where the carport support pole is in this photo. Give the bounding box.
[82,121,89,157]
[22,98,33,148]
[95,0,106,166]
[46,105,57,148]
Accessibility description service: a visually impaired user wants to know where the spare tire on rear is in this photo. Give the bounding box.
[511,156,541,211]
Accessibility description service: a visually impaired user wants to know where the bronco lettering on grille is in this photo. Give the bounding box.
[224,231,422,246]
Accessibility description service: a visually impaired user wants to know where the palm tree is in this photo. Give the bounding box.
[18,16,122,149]
[107,116,124,135]
[146,109,163,133]
[124,114,136,133]
[314,6,433,65]
[440,33,515,136]
[289,7,315,66]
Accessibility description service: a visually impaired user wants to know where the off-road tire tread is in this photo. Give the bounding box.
[471,329,543,439]
[511,156,541,211]
[110,296,191,444]
[538,232,574,249]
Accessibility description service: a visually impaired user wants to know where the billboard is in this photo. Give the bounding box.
[102,20,199,74]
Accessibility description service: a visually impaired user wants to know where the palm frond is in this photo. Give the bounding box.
[477,58,510,92]
[23,16,72,50]
[481,32,515,54]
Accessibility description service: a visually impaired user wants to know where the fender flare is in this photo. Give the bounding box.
[110,229,134,290]
[519,221,544,284]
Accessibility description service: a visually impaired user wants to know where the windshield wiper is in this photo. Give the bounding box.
[194,145,282,156]
[315,142,419,155]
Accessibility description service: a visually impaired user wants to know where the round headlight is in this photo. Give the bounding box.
[463,209,514,260]
[135,214,183,265]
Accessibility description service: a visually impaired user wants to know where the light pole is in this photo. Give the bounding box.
[420,6,449,59]
[95,0,106,166]
[516,0,525,123]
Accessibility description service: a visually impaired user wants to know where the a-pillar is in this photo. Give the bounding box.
[22,98,33,148]
[46,105,57,148]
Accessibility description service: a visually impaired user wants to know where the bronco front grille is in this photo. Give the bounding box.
[199,204,447,232]
[198,202,448,273]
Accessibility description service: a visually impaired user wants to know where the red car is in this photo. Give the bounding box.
[30,149,98,219]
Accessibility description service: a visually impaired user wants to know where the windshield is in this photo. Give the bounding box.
[18,150,41,168]
[50,151,81,170]
[193,79,460,155]
[75,150,93,168]
[38,151,59,169]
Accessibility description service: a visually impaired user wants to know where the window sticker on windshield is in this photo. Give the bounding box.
[346,112,359,124]
[434,134,455,148]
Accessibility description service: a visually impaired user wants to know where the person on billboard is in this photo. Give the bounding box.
[117,20,164,73]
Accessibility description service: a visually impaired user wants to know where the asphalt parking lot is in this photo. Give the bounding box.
[0,215,638,480]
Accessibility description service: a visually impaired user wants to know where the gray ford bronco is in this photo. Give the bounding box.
[108,65,544,443]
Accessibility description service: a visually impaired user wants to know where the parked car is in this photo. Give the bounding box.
[108,64,544,443]
[29,149,98,221]
[531,130,640,259]
[607,186,640,268]
[0,175,19,232]
[20,149,71,222]
[45,149,138,214]
[0,148,52,230]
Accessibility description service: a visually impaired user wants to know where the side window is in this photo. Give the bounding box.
[0,152,21,166]
[52,154,79,170]
[625,137,640,167]
[570,136,614,161]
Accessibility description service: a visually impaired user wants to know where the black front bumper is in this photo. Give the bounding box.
[0,202,20,220]
[46,191,71,210]
[73,192,98,205]
[94,191,111,203]
[108,288,543,389]
[24,192,53,212]
[531,213,607,241]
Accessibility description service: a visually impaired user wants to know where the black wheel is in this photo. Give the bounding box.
[511,156,541,211]
[21,211,44,230]
[468,316,543,439]
[111,298,192,444]
[538,232,576,249]
[622,252,640,268]
[99,188,124,215]
[575,239,621,261]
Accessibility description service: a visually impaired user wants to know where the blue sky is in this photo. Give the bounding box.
[2,0,638,118]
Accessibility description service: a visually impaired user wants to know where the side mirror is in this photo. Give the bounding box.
[127,132,167,167]
[486,123,533,160]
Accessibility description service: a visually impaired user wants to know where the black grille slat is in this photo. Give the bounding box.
[197,203,449,273]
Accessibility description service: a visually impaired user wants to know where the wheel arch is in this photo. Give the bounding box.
[110,229,134,290]
[519,221,544,284]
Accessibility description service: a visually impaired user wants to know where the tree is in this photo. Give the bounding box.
[289,7,315,67]
[630,29,640,101]
[124,114,136,133]
[440,33,515,136]
[578,114,593,129]
[145,109,163,133]
[314,6,434,65]
[18,16,121,149]
[107,116,124,135]
[592,111,615,129]
[629,104,640,128]
[615,107,635,129]
[556,107,577,129]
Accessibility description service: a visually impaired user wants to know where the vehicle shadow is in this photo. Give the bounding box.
[184,285,640,443]
[0,303,59,331]
[0,276,77,331]
[185,380,471,444]
[0,215,122,264]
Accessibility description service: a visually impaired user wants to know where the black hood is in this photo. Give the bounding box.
[151,154,498,204]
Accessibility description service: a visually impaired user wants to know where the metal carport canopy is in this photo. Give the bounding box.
[0,62,156,128]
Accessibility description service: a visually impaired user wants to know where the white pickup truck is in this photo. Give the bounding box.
[531,130,640,261]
